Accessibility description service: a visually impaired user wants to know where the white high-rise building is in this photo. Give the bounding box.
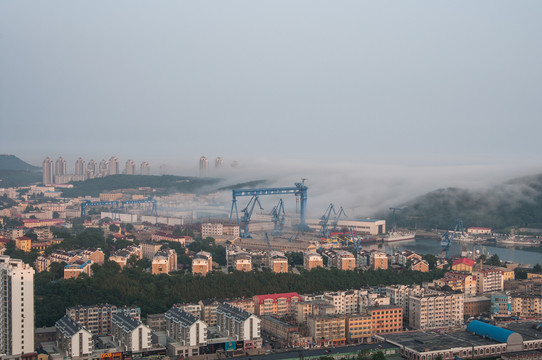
[215,157,224,168]
[0,255,35,356]
[87,160,97,179]
[199,156,208,177]
[55,157,66,177]
[125,160,135,175]
[42,157,53,185]
[75,157,86,176]
[109,157,119,175]
[99,159,108,177]
[140,162,150,175]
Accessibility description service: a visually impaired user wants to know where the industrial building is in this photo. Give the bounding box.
[377,321,542,360]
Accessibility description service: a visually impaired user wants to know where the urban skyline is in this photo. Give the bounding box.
[1,2,541,172]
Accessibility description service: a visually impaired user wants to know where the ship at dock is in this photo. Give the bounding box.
[383,207,416,242]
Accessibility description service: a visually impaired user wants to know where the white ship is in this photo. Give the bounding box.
[383,231,416,242]
[497,235,541,246]
[454,233,482,243]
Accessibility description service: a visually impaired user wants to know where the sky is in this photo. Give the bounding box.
[1,1,542,214]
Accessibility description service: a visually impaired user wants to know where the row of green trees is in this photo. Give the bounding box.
[35,261,445,327]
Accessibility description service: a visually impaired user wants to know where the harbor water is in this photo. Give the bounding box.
[360,237,542,267]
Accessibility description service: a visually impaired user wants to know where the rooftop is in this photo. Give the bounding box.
[165,306,200,327]
[381,329,502,353]
[217,303,253,322]
[111,311,143,332]
[56,315,86,337]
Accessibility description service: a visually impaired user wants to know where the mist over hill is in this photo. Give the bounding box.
[381,173,542,231]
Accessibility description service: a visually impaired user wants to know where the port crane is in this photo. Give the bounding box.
[389,207,404,233]
[441,218,464,258]
[229,179,309,231]
[271,199,286,236]
[348,226,363,252]
[238,195,263,238]
[318,204,336,237]
[331,206,347,233]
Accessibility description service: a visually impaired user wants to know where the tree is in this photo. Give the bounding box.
[109,224,120,233]
[125,223,135,232]
[533,263,542,273]
[422,254,437,270]
[486,254,502,267]
[52,211,60,219]
[371,351,386,360]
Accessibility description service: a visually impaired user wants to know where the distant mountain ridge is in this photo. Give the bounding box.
[0,155,40,171]
[383,173,542,231]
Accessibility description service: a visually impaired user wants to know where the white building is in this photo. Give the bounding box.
[111,311,152,352]
[306,218,386,235]
[0,255,35,356]
[323,290,359,314]
[216,303,261,343]
[55,315,93,358]
[165,307,207,357]
[408,291,464,330]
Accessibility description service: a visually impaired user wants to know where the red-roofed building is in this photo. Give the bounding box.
[452,257,475,272]
[253,292,301,317]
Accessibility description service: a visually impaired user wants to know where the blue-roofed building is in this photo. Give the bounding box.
[467,320,523,351]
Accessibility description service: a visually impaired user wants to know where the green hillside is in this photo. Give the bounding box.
[60,175,267,197]
[0,155,40,171]
[0,170,42,187]
[384,173,542,231]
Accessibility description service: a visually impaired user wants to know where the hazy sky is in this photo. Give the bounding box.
[1,1,542,183]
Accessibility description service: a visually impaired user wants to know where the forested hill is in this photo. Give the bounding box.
[60,175,267,197]
[0,154,40,171]
[385,173,542,231]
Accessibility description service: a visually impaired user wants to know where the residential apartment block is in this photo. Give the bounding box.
[55,315,93,358]
[253,292,301,317]
[408,291,464,329]
[66,304,141,336]
[111,311,152,352]
[303,251,323,271]
[0,255,35,357]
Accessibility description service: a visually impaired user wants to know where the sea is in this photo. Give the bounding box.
[360,238,542,267]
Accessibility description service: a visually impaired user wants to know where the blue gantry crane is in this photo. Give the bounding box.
[238,195,263,238]
[81,200,119,217]
[229,179,309,232]
[81,197,158,218]
[441,218,464,258]
[271,199,286,236]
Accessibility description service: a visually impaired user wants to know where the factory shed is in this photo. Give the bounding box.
[467,320,523,351]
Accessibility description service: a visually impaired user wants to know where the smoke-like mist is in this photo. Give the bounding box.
[203,157,542,219]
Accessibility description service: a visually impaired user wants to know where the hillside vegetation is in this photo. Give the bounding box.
[60,175,267,197]
[0,154,40,171]
[385,173,542,231]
